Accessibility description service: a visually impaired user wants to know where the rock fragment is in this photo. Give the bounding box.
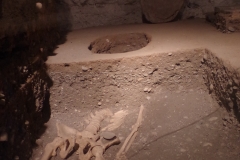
[209,84,214,92]
[208,117,218,122]
[203,143,213,147]
[144,87,148,92]
[36,139,43,146]
[0,93,5,98]
[82,66,89,72]
[228,26,235,32]
[0,132,8,141]
[36,2,43,10]
[144,87,152,93]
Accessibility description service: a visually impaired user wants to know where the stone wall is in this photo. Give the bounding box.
[63,0,240,29]
[182,0,240,19]
[63,0,142,29]
[2,0,238,31]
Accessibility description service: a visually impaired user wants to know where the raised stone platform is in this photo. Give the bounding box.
[47,19,240,73]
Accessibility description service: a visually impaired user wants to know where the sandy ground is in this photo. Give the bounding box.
[47,19,240,72]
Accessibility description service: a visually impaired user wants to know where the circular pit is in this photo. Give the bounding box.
[88,33,151,54]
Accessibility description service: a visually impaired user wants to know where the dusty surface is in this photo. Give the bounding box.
[32,49,240,160]
[89,33,150,54]
[47,19,240,73]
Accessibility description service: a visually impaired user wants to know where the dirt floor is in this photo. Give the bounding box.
[31,49,240,160]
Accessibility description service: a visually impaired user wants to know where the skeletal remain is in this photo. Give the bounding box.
[85,109,113,135]
[56,122,80,138]
[115,105,144,160]
[102,110,128,131]
[41,109,120,160]
[41,136,75,160]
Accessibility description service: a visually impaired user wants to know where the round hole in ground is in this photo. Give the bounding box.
[88,33,151,54]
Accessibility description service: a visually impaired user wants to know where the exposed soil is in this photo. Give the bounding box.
[31,49,240,160]
[88,33,150,54]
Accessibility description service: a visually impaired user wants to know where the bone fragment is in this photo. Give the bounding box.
[77,138,94,160]
[92,146,105,160]
[41,108,122,160]
[103,137,120,151]
[102,110,128,131]
[56,122,79,138]
[115,105,144,159]
[43,137,75,160]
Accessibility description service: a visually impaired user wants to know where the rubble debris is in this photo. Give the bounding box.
[144,87,152,93]
[210,6,240,33]
[82,66,89,72]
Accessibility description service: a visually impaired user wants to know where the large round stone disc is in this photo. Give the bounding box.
[141,0,185,23]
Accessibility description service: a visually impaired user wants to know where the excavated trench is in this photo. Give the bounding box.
[30,48,240,160]
[1,0,240,159]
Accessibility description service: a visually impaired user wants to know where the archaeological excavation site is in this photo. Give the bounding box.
[1,0,240,160]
